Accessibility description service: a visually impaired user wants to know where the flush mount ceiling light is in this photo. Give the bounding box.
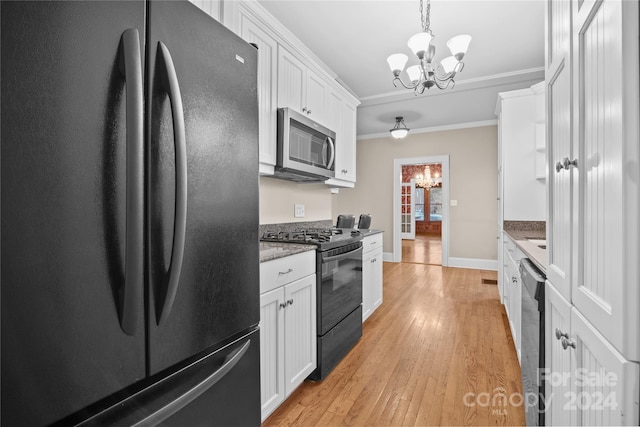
[386,0,471,95]
[390,116,410,139]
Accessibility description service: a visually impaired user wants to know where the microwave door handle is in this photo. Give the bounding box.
[326,136,335,169]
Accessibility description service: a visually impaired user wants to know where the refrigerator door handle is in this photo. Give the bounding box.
[156,41,188,325]
[117,28,144,336]
[132,340,251,427]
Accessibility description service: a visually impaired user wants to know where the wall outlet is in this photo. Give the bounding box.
[450,200,458,207]
[294,204,305,218]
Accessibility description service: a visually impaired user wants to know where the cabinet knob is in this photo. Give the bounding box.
[555,161,565,173]
[563,157,578,170]
[561,337,577,350]
[302,107,307,113]
[555,328,569,340]
[512,276,518,283]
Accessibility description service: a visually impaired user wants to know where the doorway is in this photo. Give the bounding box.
[393,156,450,265]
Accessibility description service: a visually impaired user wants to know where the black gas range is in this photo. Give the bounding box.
[261,227,363,380]
[261,227,363,251]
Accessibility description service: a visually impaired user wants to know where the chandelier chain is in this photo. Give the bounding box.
[420,0,432,34]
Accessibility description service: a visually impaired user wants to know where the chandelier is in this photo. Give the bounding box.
[386,0,471,95]
[415,165,442,189]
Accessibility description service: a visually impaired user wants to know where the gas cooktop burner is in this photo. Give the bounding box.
[261,227,362,250]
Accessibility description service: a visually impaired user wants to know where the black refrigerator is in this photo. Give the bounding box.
[1,1,260,425]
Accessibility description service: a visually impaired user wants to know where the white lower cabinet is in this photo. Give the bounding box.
[259,251,316,421]
[362,234,383,322]
[503,233,524,363]
[546,282,639,425]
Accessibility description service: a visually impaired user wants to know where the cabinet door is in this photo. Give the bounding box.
[284,274,317,396]
[571,0,640,361]
[259,287,285,420]
[545,281,574,426]
[277,47,305,114]
[337,101,357,182]
[502,247,511,317]
[240,13,278,171]
[371,248,384,312]
[508,257,521,361]
[570,308,639,425]
[305,68,327,125]
[362,250,374,321]
[546,0,573,302]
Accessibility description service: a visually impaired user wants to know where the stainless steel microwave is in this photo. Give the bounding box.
[275,107,336,182]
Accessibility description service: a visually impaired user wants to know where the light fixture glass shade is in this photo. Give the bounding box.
[407,32,433,57]
[447,34,472,57]
[406,65,422,83]
[440,56,458,73]
[390,128,409,139]
[390,116,410,139]
[387,53,409,73]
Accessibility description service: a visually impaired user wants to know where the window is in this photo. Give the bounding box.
[415,187,425,221]
[429,187,442,222]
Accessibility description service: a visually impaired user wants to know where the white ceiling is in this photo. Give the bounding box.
[258,0,545,136]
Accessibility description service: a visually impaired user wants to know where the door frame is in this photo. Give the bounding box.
[393,155,450,265]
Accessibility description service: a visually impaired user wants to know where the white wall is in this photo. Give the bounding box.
[259,176,333,224]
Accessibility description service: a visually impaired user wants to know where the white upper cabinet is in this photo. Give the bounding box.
[496,85,546,221]
[277,47,330,128]
[238,11,278,175]
[188,0,222,22]
[228,1,360,186]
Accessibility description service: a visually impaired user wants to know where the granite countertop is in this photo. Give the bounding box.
[359,229,383,237]
[503,221,547,274]
[259,242,316,263]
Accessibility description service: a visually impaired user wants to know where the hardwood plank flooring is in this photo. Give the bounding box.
[402,233,442,265]
[263,262,524,426]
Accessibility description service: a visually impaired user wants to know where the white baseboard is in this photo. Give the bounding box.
[383,252,394,262]
[447,257,498,271]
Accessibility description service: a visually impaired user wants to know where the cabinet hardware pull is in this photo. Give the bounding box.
[279,302,287,310]
[512,276,518,283]
[561,337,577,350]
[287,299,294,306]
[278,268,293,276]
[555,328,569,340]
[555,161,565,173]
[563,157,578,169]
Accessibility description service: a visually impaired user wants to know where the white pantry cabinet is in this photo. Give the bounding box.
[362,233,383,322]
[259,250,316,421]
[546,282,639,425]
[545,0,640,424]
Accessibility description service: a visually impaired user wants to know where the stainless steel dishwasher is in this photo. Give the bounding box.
[519,258,546,426]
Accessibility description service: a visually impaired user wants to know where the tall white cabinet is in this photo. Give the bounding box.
[545,0,639,424]
[362,233,383,322]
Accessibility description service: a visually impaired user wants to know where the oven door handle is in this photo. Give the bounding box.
[322,246,363,263]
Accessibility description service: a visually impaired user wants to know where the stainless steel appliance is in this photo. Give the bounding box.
[1,2,260,425]
[275,107,336,182]
[261,228,363,380]
[520,258,546,426]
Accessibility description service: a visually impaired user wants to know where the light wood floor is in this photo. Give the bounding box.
[402,233,442,265]
[262,263,524,426]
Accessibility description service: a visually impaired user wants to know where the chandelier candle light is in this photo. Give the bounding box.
[387,0,471,95]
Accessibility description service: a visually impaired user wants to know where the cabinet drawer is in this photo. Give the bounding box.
[362,234,383,254]
[260,250,316,294]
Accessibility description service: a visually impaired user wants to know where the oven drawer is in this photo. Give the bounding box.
[260,250,316,294]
